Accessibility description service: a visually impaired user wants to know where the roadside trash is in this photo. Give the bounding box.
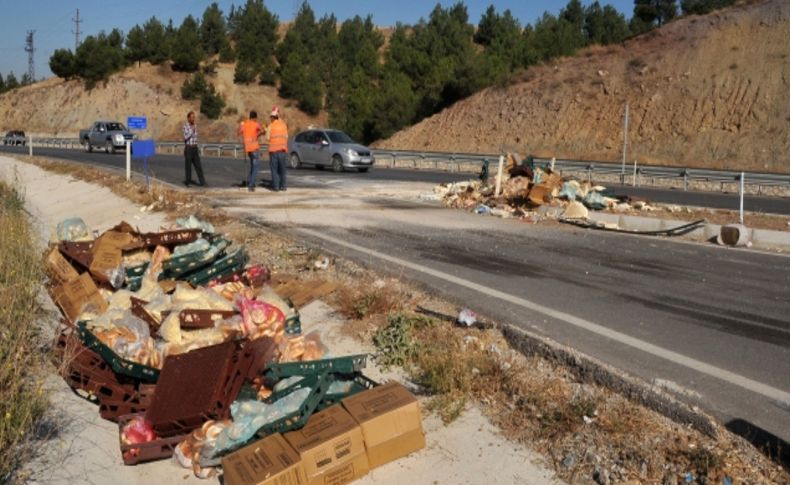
[457,308,477,327]
[313,256,330,270]
[474,204,492,215]
[583,191,608,210]
[45,215,423,482]
[717,224,750,247]
[562,201,589,220]
[57,217,91,242]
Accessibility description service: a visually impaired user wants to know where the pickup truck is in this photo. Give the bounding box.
[79,121,135,154]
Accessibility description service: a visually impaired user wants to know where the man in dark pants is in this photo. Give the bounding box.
[183,111,206,187]
[267,106,288,191]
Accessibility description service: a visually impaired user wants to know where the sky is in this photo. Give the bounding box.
[0,0,634,80]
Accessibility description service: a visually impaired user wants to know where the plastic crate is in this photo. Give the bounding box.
[264,354,368,381]
[162,239,229,277]
[125,262,149,278]
[185,249,248,287]
[76,322,160,382]
[316,373,378,411]
[140,229,201,248]
[100,383,156,422]
[146,341,249,437]
[118,413,189,466]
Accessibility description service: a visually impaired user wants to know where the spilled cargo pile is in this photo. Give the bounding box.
[46,216,425,483]
[433,153,659,224]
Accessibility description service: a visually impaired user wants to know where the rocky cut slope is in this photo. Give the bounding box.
[379,0,790,173]
[0,63,325,142]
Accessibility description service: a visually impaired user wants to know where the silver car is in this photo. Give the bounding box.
[288,129,374,172]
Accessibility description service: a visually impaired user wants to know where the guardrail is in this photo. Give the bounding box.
[25,137,790,192]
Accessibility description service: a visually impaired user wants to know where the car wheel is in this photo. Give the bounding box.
[357,167,369,173]
[289,153,301,169]
[106,140,115,154]
[331,155,344,173]
[84,140,92,153]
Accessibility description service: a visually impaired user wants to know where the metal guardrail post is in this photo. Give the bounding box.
[682,169,689,191]
[586,165,593,184]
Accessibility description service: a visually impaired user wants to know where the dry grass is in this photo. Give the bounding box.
[373,312,790,483]
[0,183,48,481]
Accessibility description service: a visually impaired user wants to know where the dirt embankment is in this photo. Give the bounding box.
[0,63,325,142]
[379,0,790,173]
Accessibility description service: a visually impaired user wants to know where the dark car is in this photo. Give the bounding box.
[288,128,375,172]
[3,130,26,146]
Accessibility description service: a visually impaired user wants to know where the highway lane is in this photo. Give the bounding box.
[2,144,789,214]
[281,204,790,459]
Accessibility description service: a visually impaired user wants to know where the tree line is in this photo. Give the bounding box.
[44,0,735,142]
[0,71,34,94]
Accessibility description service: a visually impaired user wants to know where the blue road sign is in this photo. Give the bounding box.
[131,139,155,158]
[128,116,147,130]
[131,139,156,187]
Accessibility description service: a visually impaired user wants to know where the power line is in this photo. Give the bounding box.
[72,9,82,51]
[24,30,35,81]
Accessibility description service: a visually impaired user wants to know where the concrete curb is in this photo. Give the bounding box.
[588,212,790,250]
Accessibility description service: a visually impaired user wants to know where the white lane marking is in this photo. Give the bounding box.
[298,228,790,405]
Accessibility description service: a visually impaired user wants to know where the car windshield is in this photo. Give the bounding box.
[106,123,126,131]
[326,131,355,144]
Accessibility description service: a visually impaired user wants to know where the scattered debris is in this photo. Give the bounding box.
[44,215,423,481]
[457,308,477,327]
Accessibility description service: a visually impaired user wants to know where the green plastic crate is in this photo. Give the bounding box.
[316,373,378,411]
[76,321,160,382]
[264,354,368,381]
[125,262,149,278]
[185,248,249,286]
[162,239,229,278]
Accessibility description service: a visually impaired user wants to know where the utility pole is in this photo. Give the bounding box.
[72,9,82,51]
[24,30,35,82]
[621,102,629,185]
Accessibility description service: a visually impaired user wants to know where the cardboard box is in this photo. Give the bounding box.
[89,243,123,283]
[222,433,306,485]
[284,405,369,485]
[46,247,80,284]
[342,382,425,469]
[51,272,108,321]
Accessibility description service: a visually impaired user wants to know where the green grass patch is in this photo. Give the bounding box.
[0,182,48,481]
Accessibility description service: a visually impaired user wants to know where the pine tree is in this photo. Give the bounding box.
[0,73,5,93]
[5,72,19,90]
[200,3,229,56]
[49,49,76,78]
[231,0,279,84]
[200,83,225,119]
[634,0,677,28]
[171,15,204,72]
[142,17,169,64]
[125,25,147,66]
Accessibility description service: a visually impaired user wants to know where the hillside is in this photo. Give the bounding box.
[0,62,325,142]
[379,0,790,173]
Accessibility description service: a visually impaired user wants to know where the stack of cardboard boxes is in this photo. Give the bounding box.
[223,382,425,485]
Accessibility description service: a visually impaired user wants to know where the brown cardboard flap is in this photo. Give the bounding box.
[221,433,306,485]
[89,243,123,283]
[51,272,108,321]
[95,229,143,251]
[46,247,80,284]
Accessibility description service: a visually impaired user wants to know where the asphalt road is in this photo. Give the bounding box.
[2,144,789,214]
[288,209,790,461]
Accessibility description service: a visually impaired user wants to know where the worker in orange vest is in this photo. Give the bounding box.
[237,110,263,192]
[267,106,289,191]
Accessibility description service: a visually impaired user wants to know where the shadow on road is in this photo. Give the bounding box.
[726,418,790,469]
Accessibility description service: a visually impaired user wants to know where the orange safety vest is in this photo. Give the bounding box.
[239,120,261,153]
[267,119,288,153]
